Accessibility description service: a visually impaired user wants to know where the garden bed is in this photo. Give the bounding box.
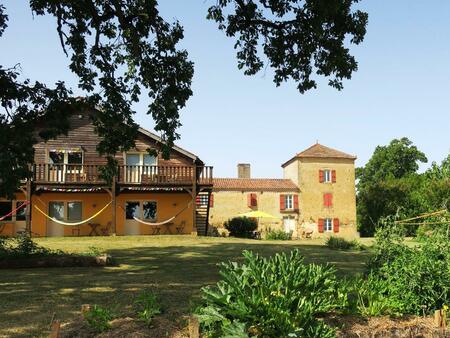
[325,314,449,338]
[0,253,113,268]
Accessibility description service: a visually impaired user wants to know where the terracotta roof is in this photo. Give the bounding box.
[282,143,356,167]
[213,178,299,192]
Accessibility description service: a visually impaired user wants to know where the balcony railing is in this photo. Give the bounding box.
[33,164,213,186]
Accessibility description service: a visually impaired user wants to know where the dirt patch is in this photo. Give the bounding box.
[325,314,450,338]
[60,315,189,338]
[0,254,114,268]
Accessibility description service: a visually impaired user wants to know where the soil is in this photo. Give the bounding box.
[58,313,450,338]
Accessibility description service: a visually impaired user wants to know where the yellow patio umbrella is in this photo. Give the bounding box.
[237,210,278,231]
[238,210,278,219]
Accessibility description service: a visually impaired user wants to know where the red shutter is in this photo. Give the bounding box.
[293,195,299,210]
[247,194,252,207]
[332,170,336,183]
[209,194,214,208]
[319,170,324,183]
[251,193,257,207]
[333,218,340,233]
[196,196,201,206]
[318,218,324,233]
[323,193,333,207]
[280,194,285,211]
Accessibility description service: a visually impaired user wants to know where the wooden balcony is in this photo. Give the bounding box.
[33,164,213,186]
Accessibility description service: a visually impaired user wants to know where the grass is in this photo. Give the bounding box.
[0,235,372,337]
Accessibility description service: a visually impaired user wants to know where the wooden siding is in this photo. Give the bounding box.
[34,112,195,166]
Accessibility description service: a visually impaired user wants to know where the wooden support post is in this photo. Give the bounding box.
[50,320,60,338]
[25,179,32,234]
[111,176,117,235]
[189,315,199,338]
[434,309,447,328]
[192,164,197,235]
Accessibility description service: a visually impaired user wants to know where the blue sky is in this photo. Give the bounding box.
[1,1,449,178]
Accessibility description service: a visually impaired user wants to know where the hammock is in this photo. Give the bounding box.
[124,200,193,227]
[0,201,29,221]
[34,201,112,226]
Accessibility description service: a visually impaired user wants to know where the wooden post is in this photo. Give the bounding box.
[25,179,32,234]
[192,164,197,235]
[49,320,60,338]
[434,309,446,328]
[189,315,199,338]
[111,175,117,235]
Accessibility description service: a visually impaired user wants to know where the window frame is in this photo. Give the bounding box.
[284,194,294,210]
[324,218,333,232]
[323,169,332,183]
[124,152,158,166]
[48,201,83,222]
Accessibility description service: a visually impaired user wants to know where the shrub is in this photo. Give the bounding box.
[364,217,450,316]
[196,249,347,337]
[0,233,55,258]
[326,236,364,251]
[224,217,257,238]
[265,229,292,240]
[135,290,161,325]
[83,304,114,333]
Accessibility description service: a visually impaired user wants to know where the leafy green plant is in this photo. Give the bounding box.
[265,229,292,240]
[363,217,450,316]
[196,249,347,337]
[83,304,114,333]
[135,290,161,325]
[326,236,364,251]
[86,246,103,257]
[224,217,258,238]
[0,233,56,259]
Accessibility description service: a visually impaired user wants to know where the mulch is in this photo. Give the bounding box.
[57,313,450,338]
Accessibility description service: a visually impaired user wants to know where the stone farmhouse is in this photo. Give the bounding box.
[209,143,358,239]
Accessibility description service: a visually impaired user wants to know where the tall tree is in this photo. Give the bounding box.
[1,0,368,198]
[356,138,429,236]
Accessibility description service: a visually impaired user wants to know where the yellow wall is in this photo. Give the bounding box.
[2,192,194,237]
[284,157,358,239]
[209,191,299,236]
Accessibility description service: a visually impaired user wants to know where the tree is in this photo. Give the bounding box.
[1,0,368,198]
[356,138,428,236]
[357,137,428,189]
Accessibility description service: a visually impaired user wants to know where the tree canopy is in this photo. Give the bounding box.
[0,0,368,198]
[357,138,449,237]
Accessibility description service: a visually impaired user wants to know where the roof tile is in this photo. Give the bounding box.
[213,178,299,192]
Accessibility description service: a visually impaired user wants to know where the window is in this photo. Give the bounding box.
[67,202,82,221]
[49,202,65,220]
[324,218,333,232]
[0,201,12,221]
[247,193,257,207]
[143,201,157,220]
[16,201,26,221]
[126,153,157,166]
[284,195,294,210]
[323,170,331,183]
[125,202,140,220]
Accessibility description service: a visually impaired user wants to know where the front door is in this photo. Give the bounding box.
[47,202,65,237]
[124,201,141,235]
[283,216,296,233]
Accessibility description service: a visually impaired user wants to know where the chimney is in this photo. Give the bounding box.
[237,163,251,179]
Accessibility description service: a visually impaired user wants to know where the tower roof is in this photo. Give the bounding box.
[282,143,356,167]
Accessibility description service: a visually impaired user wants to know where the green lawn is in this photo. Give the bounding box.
[0,236,372,337]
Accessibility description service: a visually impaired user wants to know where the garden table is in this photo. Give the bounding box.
[161,222,174,234]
